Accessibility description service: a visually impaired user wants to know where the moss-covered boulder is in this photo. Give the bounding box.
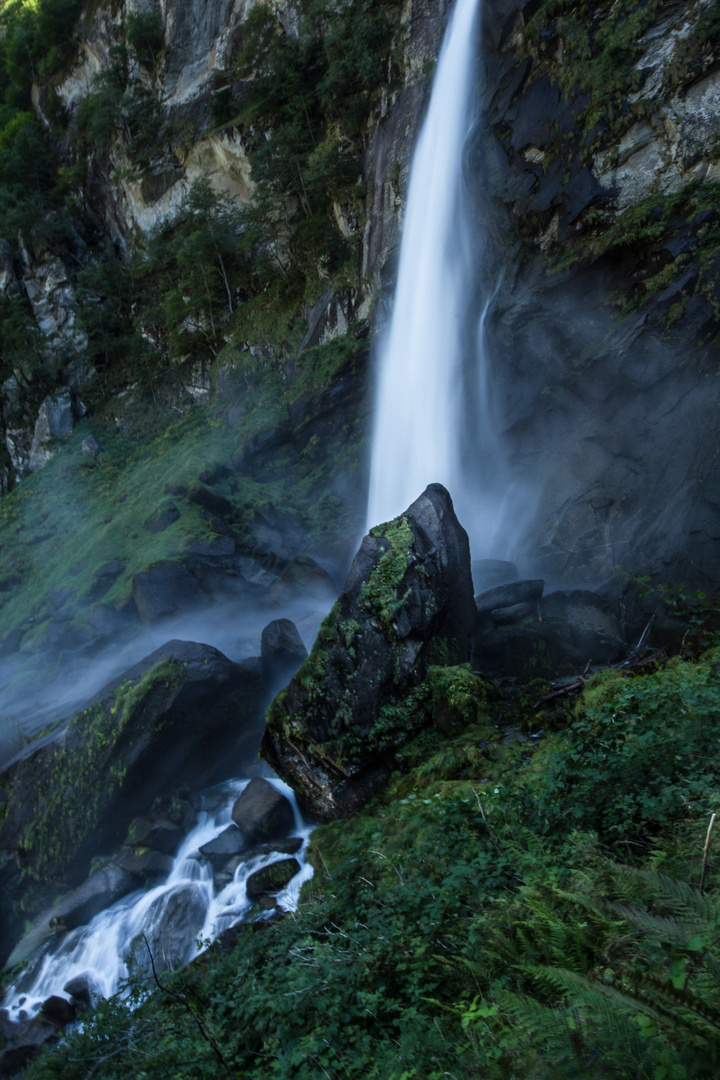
[0,640,269,894]
[261,484,476,820]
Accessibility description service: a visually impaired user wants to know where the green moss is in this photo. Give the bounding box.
[20,657,185,882]
[360,515,415,637]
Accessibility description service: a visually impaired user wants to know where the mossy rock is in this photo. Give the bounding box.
[261,484,476,821]
[0,640,269,894]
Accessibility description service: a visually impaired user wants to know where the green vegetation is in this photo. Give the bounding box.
[0,328,365,676]
[360,514,415,636]
[19,657,185,882]
[21,646,720,1079]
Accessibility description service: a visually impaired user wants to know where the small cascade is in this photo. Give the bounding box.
[3,777,313,1022]
[367,0,483,529]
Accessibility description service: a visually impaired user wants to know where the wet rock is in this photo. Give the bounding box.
[41,995,76,1026]
[145,502,180,534]
[231,778,295,844]
[246,858,300,899]
[95,560,123,580]
[0,641,269,900]
[491,602,532,624]
[475,579,544,614]
[122,814,184,854]
[262,483,476,821]
[539,590,626,668]
[268,555,337,605]
[0,1014,59,1075]
[199,825,246,864]
[63,974,97,1008]
[114,848,175,880]
[257,894,278,911]
[140,886,207,975]
[132,560,205,623]
[259,836,303,856]
[261,619,308,686]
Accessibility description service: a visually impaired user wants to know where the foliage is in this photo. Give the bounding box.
[22,646,720,1080]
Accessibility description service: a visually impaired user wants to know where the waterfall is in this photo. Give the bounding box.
[367,0,482,529]
[3,778,313,1022]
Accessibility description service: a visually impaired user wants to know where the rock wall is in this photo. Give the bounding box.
[476,0,720,591]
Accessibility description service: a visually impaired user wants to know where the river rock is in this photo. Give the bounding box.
[259,836,303,856]
[231,778,295,843]
[199,825,246,864]
[114,848,175,880]
[41,995,76,1026]
[0,640,269,900]
[246,858,300,899]
[261,618,308,686]
[140,886,208,975]
[63,975,97,1008]
[122,814,184,854]
[261,483,476,820]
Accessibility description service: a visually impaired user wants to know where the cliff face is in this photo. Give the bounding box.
[478,0,720,590]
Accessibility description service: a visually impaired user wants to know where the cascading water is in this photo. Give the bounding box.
[367,0,518,552]
[367,0,482,528]
[3,778,313,1022]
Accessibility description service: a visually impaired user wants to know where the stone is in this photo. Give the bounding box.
[138,886,207,976]
[198,825,246,864]
[145,502,180,534]
[94,560,123,580]
[491,602,532,625]
[28,393,74,473]
[246,858,300,899]
[259,836,303,856]
[3,864,136,971]
[113,848,175,880]
[63,975,96,1008]
[261,619,308,686]
[81,435,104,460]
[538,590,626,668]
[41,995,76,1026]
[0,641,269,903]
[268,555,337,605]
[122,814,184,854]
[231,778,295,844]
[132,560,205,623]
[475,580,544,615]
[261,484,476,820]
[188,483,233,517]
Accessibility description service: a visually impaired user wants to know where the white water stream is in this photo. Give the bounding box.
[3,777,313,1023]
[367,0,483,529]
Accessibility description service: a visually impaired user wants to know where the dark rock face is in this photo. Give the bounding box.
[471,587,626,675]
[132,560,206,623]
[475,0,720,592]
[0,640,269,897]
[261,484,476,821]
[475,579,544,614]
[231,778,295,844]
[261,619,308,686]
[246,858,301,899]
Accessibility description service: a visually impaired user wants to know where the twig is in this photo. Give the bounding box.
[142,934,233,1076]
[700,812,717,895]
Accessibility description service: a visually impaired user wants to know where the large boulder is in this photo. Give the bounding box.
[132,561,205,624]
[261,484,476,820]
[0,641,269,894]
[231,778,295,843]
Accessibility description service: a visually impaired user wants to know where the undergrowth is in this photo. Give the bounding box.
[21,646,720,1079]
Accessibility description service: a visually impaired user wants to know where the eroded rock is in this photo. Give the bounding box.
[231,778,295,844]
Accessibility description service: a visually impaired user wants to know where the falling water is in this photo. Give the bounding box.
[3,777,313,1022]
[367,0,483,529]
